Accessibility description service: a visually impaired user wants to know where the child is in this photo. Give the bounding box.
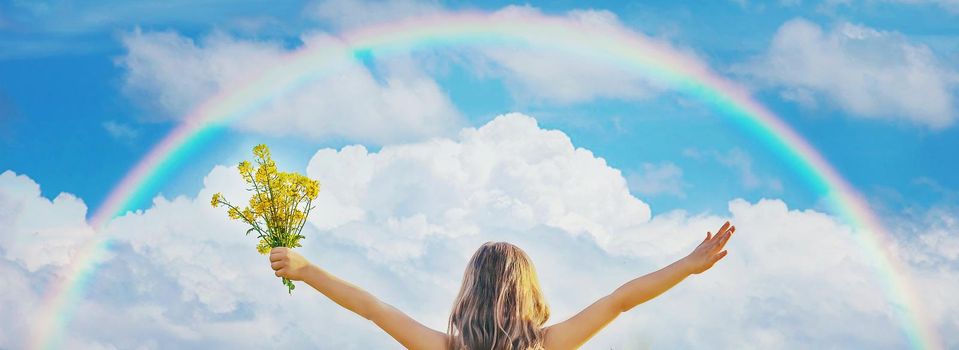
[270,221,735,349]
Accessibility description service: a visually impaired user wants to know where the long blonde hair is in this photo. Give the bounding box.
[447,242,551,350]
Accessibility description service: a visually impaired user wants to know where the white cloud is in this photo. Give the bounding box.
[0,0,313,59]
[0,170,97,349]
[739,18,958,128]
[889,0,959,12]
[303,113,650,259]
[890,203,959,344]
[822,0,959,14]
[118,28,464,144]
[0,257,41,347]
[456,5,705,105]
[3,114,958,349]
[627,162,686,198]
[301,1,702,105]
[684,147,783,192]
[306,0,443,29]
[115,0,735,142]
[102,120,138,140]
[0,170,97,272]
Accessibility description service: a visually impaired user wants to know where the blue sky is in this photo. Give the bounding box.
[1,0,958,349]
[1,0,957,216]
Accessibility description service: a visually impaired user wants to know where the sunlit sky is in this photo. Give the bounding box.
[1,1,957,349]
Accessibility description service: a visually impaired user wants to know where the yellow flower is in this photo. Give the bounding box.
[212,143,317,294]
[265,166,278,185]
[255,166,269,184]
[251,194,270,216]
[228,207,241,220]
[238,161,252,178]
[253,144,270,160]
[305,180,320,200]
[211,193,222,208]
[256,239,271,255]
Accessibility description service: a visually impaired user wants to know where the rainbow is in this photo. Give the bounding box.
[30,10,939,350]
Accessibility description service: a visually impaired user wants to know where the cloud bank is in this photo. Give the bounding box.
[2,114,957,349]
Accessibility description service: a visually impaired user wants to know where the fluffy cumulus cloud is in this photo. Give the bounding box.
[0,171,99,347]
[3,114,959,349]
[305,113,650,258]
[0,171,97,272]
[119,28,464,144]
[739,18,958,128]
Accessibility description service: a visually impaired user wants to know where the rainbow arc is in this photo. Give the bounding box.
[30,11,939,350]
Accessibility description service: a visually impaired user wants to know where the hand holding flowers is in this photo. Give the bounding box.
[211,144,320,294]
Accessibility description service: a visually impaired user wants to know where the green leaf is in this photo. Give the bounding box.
[282,277,295,294]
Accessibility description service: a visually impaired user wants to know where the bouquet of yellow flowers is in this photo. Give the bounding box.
[211,144,320,294]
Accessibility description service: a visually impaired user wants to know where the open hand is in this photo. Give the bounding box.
[270,247,312,281]
[682,221,735,274]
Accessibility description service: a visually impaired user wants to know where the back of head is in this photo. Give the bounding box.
[447,242,550,350]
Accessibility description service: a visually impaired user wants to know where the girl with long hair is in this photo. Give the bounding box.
[270,221,735,349]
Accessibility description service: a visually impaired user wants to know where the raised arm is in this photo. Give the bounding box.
[270,247,448,350]
[543,221,735,350]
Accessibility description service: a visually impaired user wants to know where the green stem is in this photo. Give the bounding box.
[220,200,266,236]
